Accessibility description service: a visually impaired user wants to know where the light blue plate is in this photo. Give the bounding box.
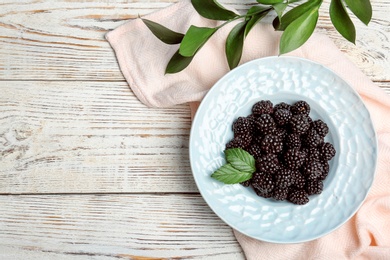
[189,56,377,243]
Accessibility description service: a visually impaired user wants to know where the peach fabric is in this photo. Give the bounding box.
[106,0,390,259]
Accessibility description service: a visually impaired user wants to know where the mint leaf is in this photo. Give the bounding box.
[224,148,256,173]
[211,164,253,184]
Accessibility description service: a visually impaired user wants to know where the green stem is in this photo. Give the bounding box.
[216,7,273,30]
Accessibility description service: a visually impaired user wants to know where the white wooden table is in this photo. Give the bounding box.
[1,1,389,259]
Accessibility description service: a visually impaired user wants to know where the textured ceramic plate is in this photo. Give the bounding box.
[189,56,377,243]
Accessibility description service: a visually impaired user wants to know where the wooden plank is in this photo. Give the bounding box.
[0,0,389,81]
[0,194,244,259]
[0,81,195,194]
[1,80,389,194]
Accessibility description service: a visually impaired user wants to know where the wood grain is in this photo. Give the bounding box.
[0,81,195,194]
[0,194,244,259]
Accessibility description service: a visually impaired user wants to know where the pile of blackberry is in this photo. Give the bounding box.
[226,100,336,205]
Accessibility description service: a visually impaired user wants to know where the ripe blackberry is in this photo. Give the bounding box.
[254,187,273,198]
[246,144,262,159]
[274,128,287,140]
[291,100,310,116]
[273,102,291,111]
[288,189,309,205]
[260,134,283,154]
[285,133,301,149]
[274,108,292,126]
[318,161,330,181]
[233,117,253,137]
[302,160,323,180]
[291,171,306,189]
[256,114,276,135]
[311,119,329,138]
[319,142,336,161]
[252,100,273,116]
[306,179,323,195]
[272,186,288,201]
[303,129,323,148]
[290,114,310,135]
[251,134,263,145]
[225,138,247,149]
[251,172,274,193]
[256,154,280,174]
[240,180,251,187]
[302,147,321,162]
[283,148,305,170]
[273,167,293,188]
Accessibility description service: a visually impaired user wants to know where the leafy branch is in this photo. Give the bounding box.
[142,0,372,74]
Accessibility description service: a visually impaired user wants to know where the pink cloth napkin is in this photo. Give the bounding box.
[106,0,390,259]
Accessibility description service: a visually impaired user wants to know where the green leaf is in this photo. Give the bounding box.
[330,0,356,44]
[256,0,284,4]
[224,148,256,173]
[273,2,288,21]
[165,50,194,74]
[226,21,247,70]
[279,7,319,54]
[246,5,271,16]
[277,0,321,31]
[141,18,184,44]
[191,0,238,20]
[179,26,217,57]
[344,0,372,25]
[245,8,270,37]
[211,163,253,184]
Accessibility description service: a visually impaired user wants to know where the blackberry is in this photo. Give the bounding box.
[256,154,280,174]
[254,187,273,198]
[288,189,309,205]
[274,108,292,126]
[233,117,253,137]
[274,128,287,140]
[311,119,329,138]
[240,180,251,187]
[306,179,323,195]
[273,167,293,188]
[303,129,323,148]
[273,102,291,111]
[256,114,276,135]
[285,134,301,149]
[246,144,262,159]
[302,147,321,162]
[260,134,283,154]
[225,138,247,149]
[302,160,323,180]
[318,161,330,181]
[291,171,306,189]
[252,100,273,116]
[319,142,336,161]
[283,148,305,170]
[272,186,288,201]
[251,134,263,145]
[291,100,310,116]
[290,114,310,135]
[251,172,274,193]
